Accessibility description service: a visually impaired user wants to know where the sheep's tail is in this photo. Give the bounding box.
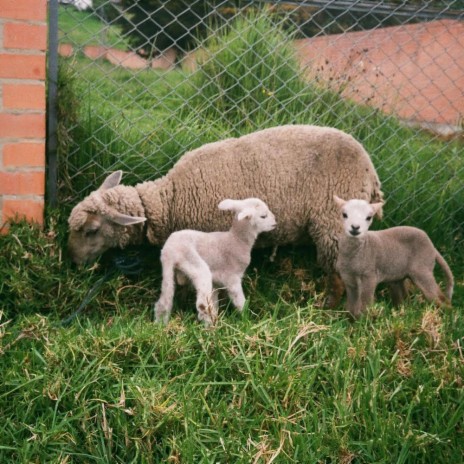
[436,251,454,303]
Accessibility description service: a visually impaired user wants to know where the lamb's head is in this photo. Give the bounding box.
[334,196,383,238]
[218,198,277,234]
[67,171,146,265]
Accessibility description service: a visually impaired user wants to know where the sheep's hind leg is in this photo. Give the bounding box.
[389,279,408,307]
[180,259,217,326]
[410,272,445,307]
[311,230,344,308]
[325,272,345,309]
[154,259,176,324]
[224,276,246,312]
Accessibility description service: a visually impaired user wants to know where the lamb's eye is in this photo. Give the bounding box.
[366,216,372,221]
[342,212,348,219]
[260,214,267,219]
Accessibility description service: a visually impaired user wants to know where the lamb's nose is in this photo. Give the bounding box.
[351,225,360,231]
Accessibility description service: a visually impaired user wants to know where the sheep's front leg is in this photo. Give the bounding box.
[359,277,377,315]
[180,259,218,326]
[345,283,362,319]
[225,276,246,312]
[345,275,375,319]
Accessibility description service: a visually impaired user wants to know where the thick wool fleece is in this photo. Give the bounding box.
[132,125,383,272]
[68,125,383,274]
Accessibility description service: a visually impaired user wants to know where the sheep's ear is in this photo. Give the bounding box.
[333,195,346,208]
[99,171,123,191]
[371,202,384,220]
[109,211,146,226]
[237,209,252,221]
[218,199,239,211]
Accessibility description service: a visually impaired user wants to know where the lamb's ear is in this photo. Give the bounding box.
[99,171,123,192]
[371,202,384,220]
[109,211,146,226]
[237,209,252,221]
[333,195,346,208]
[218,199,239,211]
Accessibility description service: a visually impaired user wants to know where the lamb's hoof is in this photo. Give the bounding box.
[154,305,170,325]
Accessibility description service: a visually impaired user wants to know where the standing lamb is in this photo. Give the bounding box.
[334,196,454,319]
[67,124,383,307]
[154,197,276,325]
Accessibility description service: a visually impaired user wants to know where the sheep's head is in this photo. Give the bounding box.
[219,198,277,234]
[334,196,383,238]
[67,171,146,265]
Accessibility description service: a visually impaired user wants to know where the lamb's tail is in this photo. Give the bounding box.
[436,251,454,303]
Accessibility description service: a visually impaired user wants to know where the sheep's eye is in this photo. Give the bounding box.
[84,229,99,238]
[260,214,267,219]
[366,216,372,221]
[342,212,348,219]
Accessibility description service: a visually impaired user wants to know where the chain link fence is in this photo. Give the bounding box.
[53,0,464,254]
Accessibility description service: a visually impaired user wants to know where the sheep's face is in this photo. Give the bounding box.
[68,210,118,265]
[241,201,277,234]
[219,198,277,234]
[67,171,146,265]
[334,196,383,238]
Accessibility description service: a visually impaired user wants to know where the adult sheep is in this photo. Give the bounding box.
[67,124,383,307]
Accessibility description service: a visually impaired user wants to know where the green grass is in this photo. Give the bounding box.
[0,220,463,463]
[59,6,130,50]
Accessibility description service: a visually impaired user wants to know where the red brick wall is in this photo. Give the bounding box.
[0,0,47,231]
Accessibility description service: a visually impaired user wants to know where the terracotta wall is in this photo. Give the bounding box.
[0,0,47,232]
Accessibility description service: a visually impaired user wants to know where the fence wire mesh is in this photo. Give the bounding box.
[55,0,464,253]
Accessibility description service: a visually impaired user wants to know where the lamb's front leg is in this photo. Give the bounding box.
[345,284,363,319]
[345,275,375,319]
[359,277,377,315]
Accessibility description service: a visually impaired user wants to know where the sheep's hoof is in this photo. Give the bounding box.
[154,304,170,325]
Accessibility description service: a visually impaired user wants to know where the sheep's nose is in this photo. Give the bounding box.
[351,225,360,231]
[350,225,360,236]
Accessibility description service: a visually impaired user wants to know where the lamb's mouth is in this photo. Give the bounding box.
[349,230,360,237]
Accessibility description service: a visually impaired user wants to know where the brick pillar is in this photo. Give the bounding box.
[0,0,47,231]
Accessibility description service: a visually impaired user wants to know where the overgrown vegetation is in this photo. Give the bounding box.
[1,9,463,463]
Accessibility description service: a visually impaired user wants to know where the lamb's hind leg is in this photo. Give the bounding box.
[410,271,446,307]
[179,258,217,326]
[224,275,246,312]
[389,279,409,307]
[154,256,176,324]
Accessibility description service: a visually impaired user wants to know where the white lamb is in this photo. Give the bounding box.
[154,198,277,325]
[334,196,454,319]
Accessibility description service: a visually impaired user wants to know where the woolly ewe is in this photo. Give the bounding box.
[334,196,454,319]
[154,198,276,325]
